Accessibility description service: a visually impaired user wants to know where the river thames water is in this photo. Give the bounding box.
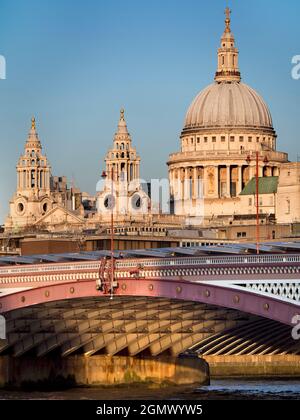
[0,379,300,400]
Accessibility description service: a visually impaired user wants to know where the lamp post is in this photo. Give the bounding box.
[246,152,269,254]
[101,167,116,299]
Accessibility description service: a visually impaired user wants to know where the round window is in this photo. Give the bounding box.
[132,195,142,209]
[17,203,24,214]
[43,203,48,213]
[104,195,115,210]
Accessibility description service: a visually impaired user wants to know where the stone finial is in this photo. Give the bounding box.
[120,108,125,121]
[31,117,36,130]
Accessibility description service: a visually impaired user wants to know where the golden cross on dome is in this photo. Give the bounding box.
[31,117,36,130]
[225,7,231,20]
[225,7,231,32]
[120,108,125,120]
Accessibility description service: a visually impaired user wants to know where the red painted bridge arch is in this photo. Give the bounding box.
[0,278,298,326]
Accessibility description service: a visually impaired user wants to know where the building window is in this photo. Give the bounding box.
[197,137,200,144]
[237,232,247,238]
[248,137,252,142]
[221,136,225,142]
[239,136,244,142]
[204,137,208,143]
[212,137,216,142]
[230,136,235,142]
[248,198,252,206]
[286,199,291,215]
[257,137,260,143]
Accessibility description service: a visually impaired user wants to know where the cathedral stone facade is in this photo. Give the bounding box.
[168,8,288,224]
[4,8,300,239]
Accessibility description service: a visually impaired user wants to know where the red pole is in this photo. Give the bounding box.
[110,167,114,298]
[256,152,260,254]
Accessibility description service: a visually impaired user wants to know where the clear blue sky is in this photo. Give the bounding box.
[0,0,300,223]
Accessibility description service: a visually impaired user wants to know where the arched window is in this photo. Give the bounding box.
[40,170,43,188]
[23,170,26,188]
[31,170,35,188]
[130,163,133,180]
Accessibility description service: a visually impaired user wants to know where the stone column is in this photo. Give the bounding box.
[226,165,231,197]
[184,168,189,200]
[248,165,252,181]
[169,169,173,195]
[193,167,197,199]
[238,166,243,194]
[215,166,219,198]
[181,168,185,201]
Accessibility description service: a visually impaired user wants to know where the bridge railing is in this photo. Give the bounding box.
[116,254,300,269]
[1,254,300,278]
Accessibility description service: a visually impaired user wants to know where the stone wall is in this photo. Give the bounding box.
[0,355,209,388]
[205,355,300,377]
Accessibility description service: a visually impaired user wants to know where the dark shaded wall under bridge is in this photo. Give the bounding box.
[1,297,300,384]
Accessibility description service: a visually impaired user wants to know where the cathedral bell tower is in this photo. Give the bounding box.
[5,117,53,230]
[97,109,149,217]
[17,117,51,198]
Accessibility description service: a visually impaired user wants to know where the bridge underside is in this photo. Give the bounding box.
[1,297,299,358]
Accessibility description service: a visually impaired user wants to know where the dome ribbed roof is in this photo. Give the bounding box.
[184,82,274,132]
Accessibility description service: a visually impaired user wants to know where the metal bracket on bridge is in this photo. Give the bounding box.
[97,257,119,298]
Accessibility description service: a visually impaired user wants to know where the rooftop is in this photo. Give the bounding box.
[240,177,279,196]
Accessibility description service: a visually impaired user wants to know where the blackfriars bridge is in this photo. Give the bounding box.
[0,243,300,360]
